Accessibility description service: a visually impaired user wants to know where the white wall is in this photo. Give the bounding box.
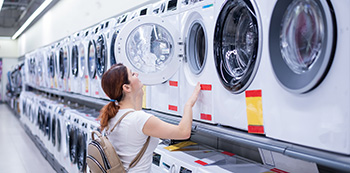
[18,0,157,55]
[0,39,19,58]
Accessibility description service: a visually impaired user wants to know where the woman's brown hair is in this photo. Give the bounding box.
[99,63,130,131]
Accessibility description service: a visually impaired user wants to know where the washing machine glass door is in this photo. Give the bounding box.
[96,34,107,78]
[117,15,181,85]
[88,40,97,79]
[63,45,69,79]
[110,31,118,66]
[59,48,65,79]
[71,45,79,77]
[57,117,61,151]
[52,114,56,147]
[269,0,336,93]
[77,130,87,172]
[79,43,86,78]
[186,19,207,75]
[46,112,51,140]
[214,0,260,93]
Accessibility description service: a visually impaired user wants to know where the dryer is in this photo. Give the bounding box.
[69,31,83,94]
[178,0,219,123]
[212,0,265,132]
[262,0,350,155]
[146,0,183,115]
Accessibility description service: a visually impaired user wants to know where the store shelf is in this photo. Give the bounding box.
[148,110,350,172]
[26,84,350,172]
[26,84,108,110]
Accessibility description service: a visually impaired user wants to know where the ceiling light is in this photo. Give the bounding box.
[11,0,53,40]
[0,0,3,12]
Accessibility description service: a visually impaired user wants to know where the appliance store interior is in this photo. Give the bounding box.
[1,0,349,172]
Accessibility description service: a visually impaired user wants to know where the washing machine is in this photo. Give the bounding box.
[87,25,101,99]
[48,44,59,89]
[25,51,36,86]
[116,0,183,115]
[262,0,350,155]
[44,100,55,153]
[211,0,265,132]
[76,109,99,173]
[57,37,71,92]
[51,103,68,167]
[69,31,83,94]
[42,46,51,89]
[64,109,80,173]
[35,50,45,87]
[93,18,116,100]
[81,28,93,96]
[178,0,220,123]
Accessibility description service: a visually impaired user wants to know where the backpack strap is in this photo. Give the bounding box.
[109,110,151,170]
[109,110,134,133]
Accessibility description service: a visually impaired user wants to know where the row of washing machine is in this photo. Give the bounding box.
[23,0,350,156]
[19,91,101,173]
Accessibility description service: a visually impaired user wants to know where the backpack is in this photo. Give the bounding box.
[87,111,150,173]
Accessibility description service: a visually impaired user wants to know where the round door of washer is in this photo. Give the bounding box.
[269,0,336,94]
[214,0,262,94]
[79,42,86,79]
[116,15,181,85]
[95,34,108,78]
[71,45,79,78]
[87,40,97,79]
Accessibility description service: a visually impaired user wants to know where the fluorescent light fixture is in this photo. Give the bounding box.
[0,0,4,12]
[11,0,53,40]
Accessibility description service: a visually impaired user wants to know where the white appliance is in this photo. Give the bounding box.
[52,103,68,168]
[68,31,83,94]
[109,12,130,68]
[87,25,100,99]
[80,28,93,96]
[94,18,116,100]
[57,37,71,92]
[65,109,82,173]
[212,0,265,132]
[75,110,91,173]
[262,0,350,155]
[146,0,183,115]
[48,43,59,89]
[35,49,45,87]
[178,0,220,123]
[42,46,51,89]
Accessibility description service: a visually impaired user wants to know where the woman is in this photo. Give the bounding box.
[99,63,201,172]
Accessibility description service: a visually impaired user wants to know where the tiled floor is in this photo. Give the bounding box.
[0,104,55,173]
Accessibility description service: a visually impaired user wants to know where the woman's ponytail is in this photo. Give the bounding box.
[99,102,119,131]
[98,63,130,131]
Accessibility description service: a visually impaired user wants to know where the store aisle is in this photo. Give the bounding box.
[0,104,55,173]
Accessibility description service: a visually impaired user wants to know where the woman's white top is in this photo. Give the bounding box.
[107,109,159,172]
